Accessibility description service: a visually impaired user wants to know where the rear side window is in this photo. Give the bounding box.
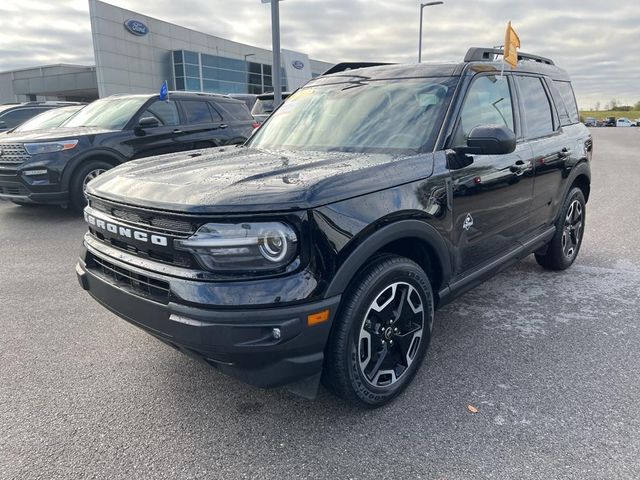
[216,101,252,121]
[553,81,579,125]
[206,103,223,122]
[453,75,514,147]
[181,100,214,125]
[516,76,554,139]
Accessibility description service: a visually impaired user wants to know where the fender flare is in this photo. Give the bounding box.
[324,219,452,298]
[61,149,127,191]
[562,160,591,200]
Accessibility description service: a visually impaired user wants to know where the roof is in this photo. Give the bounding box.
[315,47,571,83]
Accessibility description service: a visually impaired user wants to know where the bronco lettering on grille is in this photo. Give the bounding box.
[84,212,169,247]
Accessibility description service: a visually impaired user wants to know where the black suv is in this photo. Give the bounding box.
[76,48,592,407]
[0,92,254,209]
[0,101,83,132]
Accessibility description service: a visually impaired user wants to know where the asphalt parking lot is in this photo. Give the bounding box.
[1,128,639,480]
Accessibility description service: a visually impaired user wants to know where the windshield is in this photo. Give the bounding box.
[13,106,82,132]
[247,78,457,154]
[63,97,149,130]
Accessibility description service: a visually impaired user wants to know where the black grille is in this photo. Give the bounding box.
[89,254,171,303]
[0,183,28,196]
[89,197,196,234]
[0,143,31,165]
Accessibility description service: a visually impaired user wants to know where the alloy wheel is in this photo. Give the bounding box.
[82,168,106,192]
[357,282,424,388]
[562,199,583,259]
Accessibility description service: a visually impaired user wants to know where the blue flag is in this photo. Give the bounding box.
[159,80,168,101]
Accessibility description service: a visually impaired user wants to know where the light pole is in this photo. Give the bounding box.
[418,1,443,63]
[262,0,282,107]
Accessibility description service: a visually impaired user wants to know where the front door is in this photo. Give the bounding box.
[448,73,535,275]
[128,99,186,159]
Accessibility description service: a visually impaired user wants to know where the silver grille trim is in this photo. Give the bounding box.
[0,143,31,165]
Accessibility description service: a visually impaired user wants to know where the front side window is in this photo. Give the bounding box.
[0,108,48,129]
[141,100,179,126]
[181,100,214,125]
[453,75,514,147]
[516,76,554,138]
[64,97,149,130]
[248,77,458,154]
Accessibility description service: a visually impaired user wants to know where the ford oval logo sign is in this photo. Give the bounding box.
[292,60,305,70]
[124,19,149,36]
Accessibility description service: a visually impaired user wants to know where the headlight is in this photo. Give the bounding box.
[24,140,78,155]
[175,222,298,272]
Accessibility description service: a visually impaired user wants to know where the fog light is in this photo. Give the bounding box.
[272,327,282,340]
[23,169,48,176]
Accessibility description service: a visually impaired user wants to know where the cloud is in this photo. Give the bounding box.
[0,0,637,108]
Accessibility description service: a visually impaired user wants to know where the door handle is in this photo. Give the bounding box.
[172,129,183,134]
[510,160,531,175]
[559,147,572,158]
[219,124,228,129]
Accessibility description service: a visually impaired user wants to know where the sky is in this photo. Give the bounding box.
[0,0,638,109]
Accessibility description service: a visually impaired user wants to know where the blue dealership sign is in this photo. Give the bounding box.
[292,60,305,70]
[124,19,149,36]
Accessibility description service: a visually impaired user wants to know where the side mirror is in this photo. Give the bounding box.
[137,117,159,129]
[455,124,516,155]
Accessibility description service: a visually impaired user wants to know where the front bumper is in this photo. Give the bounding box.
[76,249,341,390]
[0,174,67,204]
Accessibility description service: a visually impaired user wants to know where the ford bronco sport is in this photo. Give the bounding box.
[76,48,592,407]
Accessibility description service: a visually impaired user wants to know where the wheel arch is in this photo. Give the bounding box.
[324,219,452,303]
[61,149,126,190]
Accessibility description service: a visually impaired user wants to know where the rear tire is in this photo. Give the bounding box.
[535,187,586,271]
[69,160,112,212]
[323,255,434,408]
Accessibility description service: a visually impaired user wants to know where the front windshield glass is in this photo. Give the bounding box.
[63,97,149,130]
[13,107,81,132]
[248,77,457,154]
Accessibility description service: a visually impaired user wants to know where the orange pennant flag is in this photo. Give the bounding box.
[504,21,521,68]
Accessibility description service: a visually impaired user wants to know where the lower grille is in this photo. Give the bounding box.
[0,143,30,164]
[89,254,170,303]
[0,184,28,196]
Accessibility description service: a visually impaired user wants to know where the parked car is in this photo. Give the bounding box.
[583,116,597,127]
[228,93,258,111]
[251,92,292,124]
[604,117,616,127]
[0,101,83,132]
[76,47,591,407]
[3,105,85,134]
[0,92,254,209]
[616,118,633,127]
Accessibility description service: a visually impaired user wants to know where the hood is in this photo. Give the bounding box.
[87,146,435,214]
[0,126,116,143]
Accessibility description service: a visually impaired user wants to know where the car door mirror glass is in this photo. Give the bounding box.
[455,124,516,155]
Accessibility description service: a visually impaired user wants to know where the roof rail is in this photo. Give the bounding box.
[464,47,555,65]
[322,62,394,76]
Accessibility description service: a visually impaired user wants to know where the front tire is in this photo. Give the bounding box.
[69,160,112,212]
[323,255,434,407]
[535,187,586,270]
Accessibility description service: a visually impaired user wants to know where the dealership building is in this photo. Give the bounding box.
[0,0,333,104]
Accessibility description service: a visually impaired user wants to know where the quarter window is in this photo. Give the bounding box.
[453,75,514,147]
[554,81,580,124]
[181,100,214,124]
[516,76,554,138]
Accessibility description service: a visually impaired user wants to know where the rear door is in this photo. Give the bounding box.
[514,75,574,229]
[177,99,229,149]
[213,100,253,144]
[449,73,535,275]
